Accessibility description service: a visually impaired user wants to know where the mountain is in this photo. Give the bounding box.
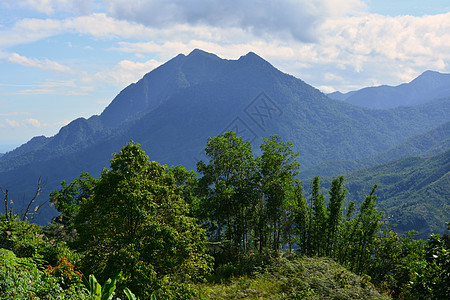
[340,150,450,239]
[300,120,450,178]
[0,49,449,228]
[327,90,356,101]
[329,70,450,109]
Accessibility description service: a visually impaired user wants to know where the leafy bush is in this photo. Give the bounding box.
[0,248,89,299]
[199,254,389,299]
[0,215,79,267]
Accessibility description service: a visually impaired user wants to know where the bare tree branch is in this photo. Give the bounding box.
[22,177,42,221]
[1,187,9,220]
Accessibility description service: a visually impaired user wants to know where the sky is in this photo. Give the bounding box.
[1,0,450,152]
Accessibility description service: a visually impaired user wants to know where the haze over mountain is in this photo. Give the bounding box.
[328,70,450,109]
[0,50,449,234]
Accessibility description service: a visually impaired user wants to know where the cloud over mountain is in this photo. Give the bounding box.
[104,0,367,42]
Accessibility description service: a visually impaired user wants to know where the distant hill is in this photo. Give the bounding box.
[328,70,450,109]
[300,120,450,178]
[327,90,356,101]
[0,50,449,229]
[340,150,450,238]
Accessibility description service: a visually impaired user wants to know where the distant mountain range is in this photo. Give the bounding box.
[341,149,450,239]
[300,120,450,178]
[0,49,448,236]
[328,70,450,109]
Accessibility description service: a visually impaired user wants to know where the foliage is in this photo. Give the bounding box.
[408,233,450,299]
[46,256,82,289]
[0,214,78,267]
[196,131,256,251]
[0,248,89,299]
[2,134,448,299]
[50,172,98,230]
[84,272,122,300]
[198,254,389,299]
[343,149,450,238]
[197,132,300,258]
[72,141,213,298]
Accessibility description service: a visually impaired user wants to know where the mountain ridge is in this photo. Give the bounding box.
[342,149,450,238]
[328,70,450,109]
[300,118,450,178]
[0,49,448,231]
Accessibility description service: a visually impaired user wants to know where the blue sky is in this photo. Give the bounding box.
[1,0,449,152]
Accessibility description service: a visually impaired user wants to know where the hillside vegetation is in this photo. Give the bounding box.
[0,50,449,231]
[1,134,448,299]
[342,150,450,238]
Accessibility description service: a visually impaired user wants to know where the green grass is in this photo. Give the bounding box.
[196,254,390,299]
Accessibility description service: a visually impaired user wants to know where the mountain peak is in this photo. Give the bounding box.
[420,70,441,77]
[330,69,450,109]
[237,51,274,70]
[186,49,221,61]
[239,51,266,61]
[410,70,450,87]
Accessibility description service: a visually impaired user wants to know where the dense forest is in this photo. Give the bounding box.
[1,132,449,299]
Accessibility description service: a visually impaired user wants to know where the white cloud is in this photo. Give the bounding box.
[10,0,93,15]
[26,118,41,127]
[0,116,60,129]
[1,80,92,96]
[8,53,73,72]
[4,119,20,127]
[95,58,162,87]
[308,12,450,90]
[0,3,449,94]
[16,89,57,95]
[0,18,62,47]
[0,111,31,117]
[105,0,367,42]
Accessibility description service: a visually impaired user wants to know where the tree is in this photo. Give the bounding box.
[259,135,300,251]
[290,183,308,253]
[308,176,327,256]
[352,185,384,273]
[1,177,45,222]
[73,141,212,298]
[326,176,346,256]
[50,172,97,230]
[197,131,256,251]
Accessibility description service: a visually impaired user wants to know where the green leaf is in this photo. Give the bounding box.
[101,271,122,300]
[88,274,102,299]
[123,287,138,300]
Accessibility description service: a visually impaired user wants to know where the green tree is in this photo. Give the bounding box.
[326,176,346,256]
[50,172,97,230]
[259,135,300,251]
[74,141,212,298]
[308,176,327,256]
[410,233,450,299]
[290,183,308,253]
[197,131,256,251]
[352,185,384,273]
[169,165,199,208]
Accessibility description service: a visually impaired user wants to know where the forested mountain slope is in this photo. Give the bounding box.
[0,50,448,227]
[341,150,450,238]
[300,119,450,178]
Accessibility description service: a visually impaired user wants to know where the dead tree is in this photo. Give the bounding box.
[0,177,46,221]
